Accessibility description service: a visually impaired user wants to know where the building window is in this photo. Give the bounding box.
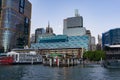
[0,0,2,14]
[24,17,29,35]
[25,17,29,24]
[20,7,24,13]
[19,0,25,14]
[20,0,25,8]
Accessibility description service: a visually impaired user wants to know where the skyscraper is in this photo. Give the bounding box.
[102,28,120,48]
[63,10,86,36]
[46,22,53,34]
[35,28,45,42]
[0,0,32,52]
[30,34,35,43]
[90,36,96,51]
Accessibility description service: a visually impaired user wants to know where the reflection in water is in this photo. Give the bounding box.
[0,64,120,80]
[0,65,25,80]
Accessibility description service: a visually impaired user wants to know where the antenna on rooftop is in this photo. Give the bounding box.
[48,21,50,28]
[75,9,80,17]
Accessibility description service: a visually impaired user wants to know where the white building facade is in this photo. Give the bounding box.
[63,11,86,36]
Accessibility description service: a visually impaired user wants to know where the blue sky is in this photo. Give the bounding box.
[29,0,120,43]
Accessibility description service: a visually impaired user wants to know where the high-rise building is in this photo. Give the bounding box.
[91,36,96,45]
[30,34,35,43]
[35,28,46,42]
[0,0,32,52]
[86,30,91,36]
[96,35,102,50]
[63,10,86,36]
[46,22,53,34]
[90,36,96,51]
[102,28,120,48]
[98,35,102,45]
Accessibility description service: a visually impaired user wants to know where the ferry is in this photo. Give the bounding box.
[7,51,42,64]
[0,51,42,65]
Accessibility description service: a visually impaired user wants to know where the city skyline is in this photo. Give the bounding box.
[29,0,120,42]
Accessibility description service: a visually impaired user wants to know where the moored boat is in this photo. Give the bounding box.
[7,51,42,64]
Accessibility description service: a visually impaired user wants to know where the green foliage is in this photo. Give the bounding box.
[83,50,105,61]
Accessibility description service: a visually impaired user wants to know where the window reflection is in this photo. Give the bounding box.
[19,0,25,14]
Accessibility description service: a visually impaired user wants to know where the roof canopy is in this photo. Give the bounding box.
[7,51,18,55]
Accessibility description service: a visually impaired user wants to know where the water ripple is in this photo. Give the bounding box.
[0,64,120,80]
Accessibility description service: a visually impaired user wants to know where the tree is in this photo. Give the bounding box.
[83,50,105,61]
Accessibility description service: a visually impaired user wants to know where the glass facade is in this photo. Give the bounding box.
[66,17,83,28]
[102,28,120,47]
[39,35,68,43]
[19,0,25,13]
[0,0,31,52]
[31,35,90,50]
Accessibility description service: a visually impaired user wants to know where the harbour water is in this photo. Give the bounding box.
[0,64,120,80]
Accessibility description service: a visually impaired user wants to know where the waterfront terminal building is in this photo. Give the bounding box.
[0,0,32,52]
[31,35,90,58]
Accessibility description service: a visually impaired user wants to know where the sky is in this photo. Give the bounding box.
[29,0,120,43]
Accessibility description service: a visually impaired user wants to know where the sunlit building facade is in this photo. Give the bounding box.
[0,0,32,52]
[90,36,96,51]
[63,10,86,36]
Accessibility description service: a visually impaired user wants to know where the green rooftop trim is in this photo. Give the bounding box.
[39,35,68,43]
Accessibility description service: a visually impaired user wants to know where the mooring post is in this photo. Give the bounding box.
[49,58,52,67]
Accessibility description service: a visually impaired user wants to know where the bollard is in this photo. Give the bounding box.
[49,58,52,67]
[43,58,45,64]
[68,58,70,67]
[71,59,73,66]
[57,58,60,67]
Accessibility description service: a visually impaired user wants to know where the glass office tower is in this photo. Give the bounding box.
[102,28,120,48]
[0,0,31,52]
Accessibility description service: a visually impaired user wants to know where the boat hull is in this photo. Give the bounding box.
[12,62,42,65]
[0,57,14,65]
[102,60,120,68]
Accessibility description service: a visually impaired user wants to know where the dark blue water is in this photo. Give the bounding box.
[0,64,120,80]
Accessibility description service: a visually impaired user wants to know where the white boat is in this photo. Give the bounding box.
[7,51,42,64]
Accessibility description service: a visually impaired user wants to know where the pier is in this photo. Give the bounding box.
[43,58,80,67]
[42,52,81,67]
